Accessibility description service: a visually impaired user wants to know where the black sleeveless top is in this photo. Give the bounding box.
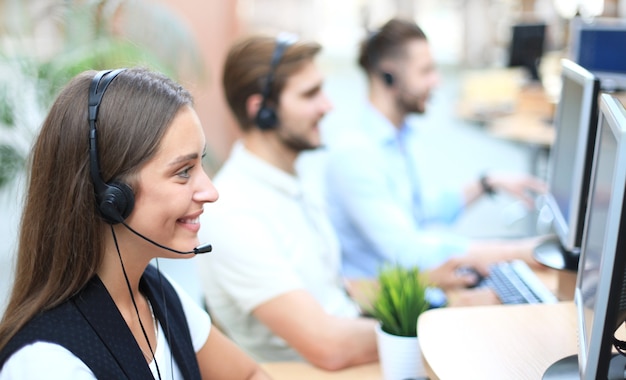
[0,265,202,379]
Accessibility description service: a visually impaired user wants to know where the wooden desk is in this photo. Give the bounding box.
[263,267,568,379]
[261,362,382,380]
[457,68,556,176]
[418,302,577,379]
[486,91,626,177]
[488,113,554,147]
[487,91,626,148]
[456,68,527,123]
[457,68,555,125]
[485,84,555,177]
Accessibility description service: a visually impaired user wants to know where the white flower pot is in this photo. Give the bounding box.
[375,323,423,380]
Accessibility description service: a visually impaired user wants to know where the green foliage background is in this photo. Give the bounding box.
[0,0,205,191]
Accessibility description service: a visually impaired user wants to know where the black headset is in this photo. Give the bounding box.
[381,71,394,87]
[366,29,395,88]
[88,68,134,225]
[255,34,297,130]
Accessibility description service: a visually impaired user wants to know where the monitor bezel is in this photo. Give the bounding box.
[575,94,626,379]
[542,59,600,254]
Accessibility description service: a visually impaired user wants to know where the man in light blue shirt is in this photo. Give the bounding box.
[326,18,547,286]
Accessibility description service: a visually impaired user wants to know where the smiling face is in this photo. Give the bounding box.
[125,105,219,257]
[274,60,333,152]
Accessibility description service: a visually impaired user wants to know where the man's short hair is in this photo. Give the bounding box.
[358,18,427,75]
[223,35,322,131]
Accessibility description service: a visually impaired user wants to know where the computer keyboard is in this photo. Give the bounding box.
[479,260,559,304]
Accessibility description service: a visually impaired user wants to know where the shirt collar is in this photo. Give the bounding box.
[228,141,302,198]
[362,103,417,145]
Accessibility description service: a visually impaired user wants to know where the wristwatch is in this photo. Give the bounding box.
[479,174,495,196]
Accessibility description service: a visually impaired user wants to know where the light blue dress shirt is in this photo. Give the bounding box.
[325,104,470,279]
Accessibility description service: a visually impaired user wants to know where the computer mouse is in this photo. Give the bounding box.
[455,266,485,288]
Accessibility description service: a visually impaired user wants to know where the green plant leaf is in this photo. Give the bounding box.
[366,263,433,337]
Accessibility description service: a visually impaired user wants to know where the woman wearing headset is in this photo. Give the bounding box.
[0,68,269,379]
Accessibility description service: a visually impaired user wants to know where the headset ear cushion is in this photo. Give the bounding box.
[256,106,278,130]
[382,72,394,87]
[98,182,135,224]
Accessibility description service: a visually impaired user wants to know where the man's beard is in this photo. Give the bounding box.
[396,87,427,115]
[277,127,320,153]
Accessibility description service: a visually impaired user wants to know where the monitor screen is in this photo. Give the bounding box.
[569,17,626,90]
[577,29,626,74]
[576,94,626,379]
[543,59,600,255]
[508,23,546,81]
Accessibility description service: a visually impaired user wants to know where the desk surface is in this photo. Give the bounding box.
[262,268,568,380]
[488,114,555,147]
[485,83,555,147]
[486,90,626,148]
[261,362,382,380]
[418,302,577,379]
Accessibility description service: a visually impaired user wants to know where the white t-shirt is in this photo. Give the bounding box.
[0,276,211,379]
[197,143,360,362]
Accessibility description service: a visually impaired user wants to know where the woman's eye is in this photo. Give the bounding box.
[177,166,193,179]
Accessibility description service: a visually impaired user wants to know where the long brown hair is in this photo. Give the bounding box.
[0,67,193,350]
[222,34,321,131]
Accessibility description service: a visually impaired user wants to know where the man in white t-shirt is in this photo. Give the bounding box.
[197,34,379,370]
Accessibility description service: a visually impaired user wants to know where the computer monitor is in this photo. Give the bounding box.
[543,94,626,379]
[533,59,600,271]
[569,17,626,91]
[507,22,546,81]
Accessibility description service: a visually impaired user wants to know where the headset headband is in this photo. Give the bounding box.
[259,32,298,108]
[88,69,126,196]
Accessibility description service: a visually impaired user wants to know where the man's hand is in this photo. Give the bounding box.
[488,173,548,208]
[424,258,481,290]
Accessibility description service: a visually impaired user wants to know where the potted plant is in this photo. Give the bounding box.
[366,264,433,380]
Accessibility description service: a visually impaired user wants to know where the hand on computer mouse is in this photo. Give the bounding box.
[425,259,483,290]
[455,266,484,288]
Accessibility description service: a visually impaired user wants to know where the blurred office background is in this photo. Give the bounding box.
[1,0,625,312]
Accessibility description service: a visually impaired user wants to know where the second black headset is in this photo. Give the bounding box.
[255,34,297,130]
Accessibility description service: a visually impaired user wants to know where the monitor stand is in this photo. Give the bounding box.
[543,353,626,379]
[542,354,578,379]
[533,237,579,272]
